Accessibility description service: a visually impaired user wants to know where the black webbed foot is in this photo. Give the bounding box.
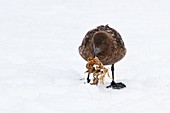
[86,72,91,83]
[87,78,91,83]
[106,81,126,89]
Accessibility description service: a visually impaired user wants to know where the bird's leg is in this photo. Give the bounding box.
[87,72,91,83]
[111,64,115,81]
[106,64,126,89]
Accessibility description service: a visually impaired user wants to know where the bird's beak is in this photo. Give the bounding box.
[93,47,100,57]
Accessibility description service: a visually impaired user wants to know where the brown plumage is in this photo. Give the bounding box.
[79,25,126,65]
[79,25,127,89]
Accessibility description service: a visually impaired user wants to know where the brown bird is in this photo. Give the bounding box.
[79,25,126,89]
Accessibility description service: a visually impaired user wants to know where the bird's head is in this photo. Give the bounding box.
[92,31,111,57]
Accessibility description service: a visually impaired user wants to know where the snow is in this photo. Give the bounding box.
[0,0,170,113]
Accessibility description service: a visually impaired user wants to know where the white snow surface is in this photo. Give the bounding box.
[0,0,170,113]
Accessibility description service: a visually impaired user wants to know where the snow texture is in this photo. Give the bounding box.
[0,0,170,113]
